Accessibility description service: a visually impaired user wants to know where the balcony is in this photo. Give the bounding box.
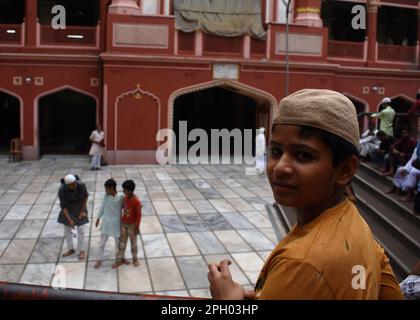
[38,23,100,49]
[377,43,416,64]
[0,23,24,46]
[328,40,366,60]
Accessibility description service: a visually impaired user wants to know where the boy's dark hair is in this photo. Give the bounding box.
[104,178,117,190]
[122,180,136,192]
[298,126,358,167]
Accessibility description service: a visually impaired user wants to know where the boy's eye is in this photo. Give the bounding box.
[269,147,282,157]
[296,151,314,161]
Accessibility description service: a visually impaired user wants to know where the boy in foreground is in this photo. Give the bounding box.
[208,89,402,299]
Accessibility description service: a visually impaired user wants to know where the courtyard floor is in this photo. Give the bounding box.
[0,155,285,298]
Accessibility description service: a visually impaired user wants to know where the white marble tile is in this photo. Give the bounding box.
[152,201,177,215]
[15,219,45,239]
[213,230,252,253]
[176,256,209,289]
[148,257,185,291]
[20,263,55,286]
[0,220,23,239]
[3,205,31,220]
[190,232,226,255]
[237,229,275,251]
[40,219,65,238]
[15,193,39,205]
[189,288,211,299]
[140,216,163,234]
[142,234,172,258]
[241,211,273,229]
[0,264,25,282]
[227,198,255,212]
[0,239,10,256]
[231,252,265,284]
[26,204,52,219]
[166,233,200,256]
[171,200,197,215]
[85,260,118,292]
[0,239,37,264]
[209,199,236,213]
[118,261,152,293]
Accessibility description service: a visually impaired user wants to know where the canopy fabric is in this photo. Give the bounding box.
[174,0,266,40]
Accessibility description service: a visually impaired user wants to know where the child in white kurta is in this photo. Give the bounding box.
[95,179,124,269]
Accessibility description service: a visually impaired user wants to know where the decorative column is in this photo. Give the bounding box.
[108,0,141,15]
[25,0,37,46]
[294,0,322,27]
[366,0,379,65]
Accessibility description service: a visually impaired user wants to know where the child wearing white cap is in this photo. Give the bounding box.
[57,174,89,260]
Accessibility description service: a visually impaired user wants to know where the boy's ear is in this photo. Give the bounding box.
[336,155,359,187]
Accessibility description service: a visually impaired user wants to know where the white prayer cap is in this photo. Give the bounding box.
[64,174,76,185]
[381,97,391,104]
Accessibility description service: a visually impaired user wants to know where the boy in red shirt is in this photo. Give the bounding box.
[112,180,142,268]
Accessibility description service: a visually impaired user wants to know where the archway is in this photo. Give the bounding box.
[0,91,20,153]
[171,82,276,162]
[38,89,96,154]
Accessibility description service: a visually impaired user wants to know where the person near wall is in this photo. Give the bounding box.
[89,124,105,171]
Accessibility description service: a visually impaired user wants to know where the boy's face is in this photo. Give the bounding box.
[123,189,133,197]
[105,186,114,195]
[266,125,340,209]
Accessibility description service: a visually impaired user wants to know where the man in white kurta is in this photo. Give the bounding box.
[95,178,124,269]
[89,124,105,170]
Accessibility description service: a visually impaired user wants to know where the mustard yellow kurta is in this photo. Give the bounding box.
[255,199,403,300]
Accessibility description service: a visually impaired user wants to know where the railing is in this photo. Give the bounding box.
[0,23,23,46]
[328,40,365,60]
[0,281,203,300]
[38,23,99,48]
[377,44,416,63]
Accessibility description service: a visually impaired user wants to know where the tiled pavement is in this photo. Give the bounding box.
[0,155,286,298]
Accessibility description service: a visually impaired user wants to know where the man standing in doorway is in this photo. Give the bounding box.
[89,124,105,171]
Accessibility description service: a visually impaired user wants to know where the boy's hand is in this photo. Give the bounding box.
[135,225,140,235]
[95,219,100,228]
[207,259,244,300]
[68,219,76,228]
[78,211,87,220]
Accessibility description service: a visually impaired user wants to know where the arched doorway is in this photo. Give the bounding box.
[0,91,20,153]
[38,89,96,154]
[343,93,368,135]
[171,83,275,162]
